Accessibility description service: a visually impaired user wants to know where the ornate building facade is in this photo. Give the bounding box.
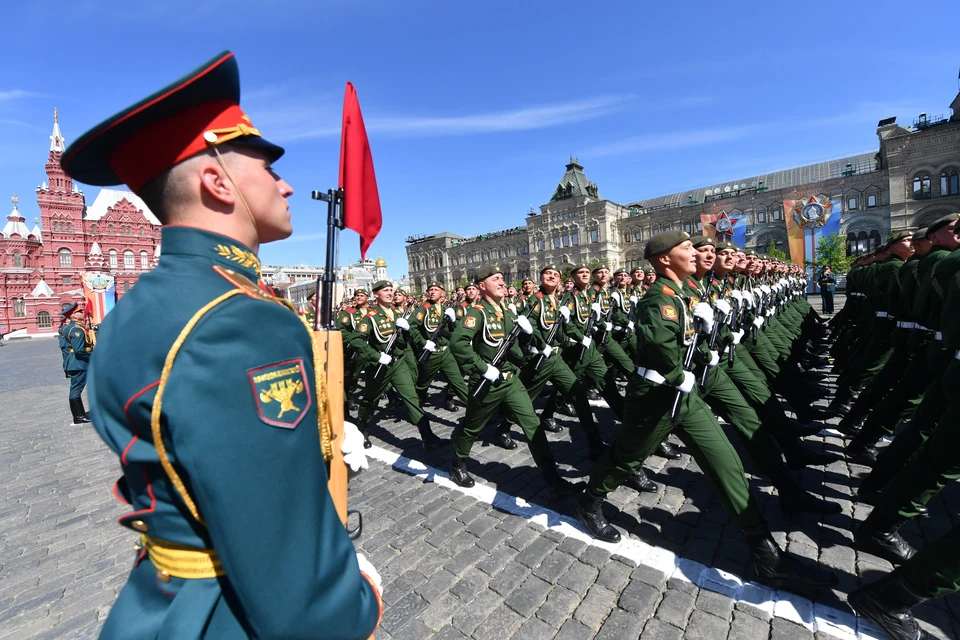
[407,83,960,289]
[0,111,161,335]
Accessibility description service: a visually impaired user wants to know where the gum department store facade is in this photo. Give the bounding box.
[406,87,960,291]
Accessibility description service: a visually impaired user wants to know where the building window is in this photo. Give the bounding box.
[624,232,631,243]
[140,251,149,269]
[941,170,959,196]
[62,276,72,285]
[66,222,73,233]
[590,229,599,243]
[913,175,932,199]
[522,245,528,254]
[537,240,545,252]
[696,221,703,232]
[59,248,72,267]
[109,249,118,268]
[562,235,569,247]
[867,194,877,207]
[663,225,671,232]
[109,224,115,234]
[125,250,135,269]
[13,252,21,268]
[37,311,51,328]
[847,197,858,211]
[553,237,561,249]
[683,222,692,233]
[13,298,25,318]
[758,210,767,223]
[571,232,579,246]
[634,230,643,241]
[651,227,660,236]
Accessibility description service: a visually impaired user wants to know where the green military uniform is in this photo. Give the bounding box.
[409,289,468,406]
[817,271,836,313]
[335,302,363,407]
[448,266,574,494]
[58,305,76,378]
[589,276,635,377]
[67,52,382,639]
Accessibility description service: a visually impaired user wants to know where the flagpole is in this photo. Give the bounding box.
[311,188,344,330]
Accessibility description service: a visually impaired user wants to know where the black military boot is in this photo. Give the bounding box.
[574,489,621,543]
[443,395,457,412]
[624,469,658,493]
[825,397,852,419]
[542,464,582,500]
[655,441,682,460]
[449,457,475,488]
[849,571,935,640]
[783,417,826,438]
[782,441,841,469]
[742,524,838,589]
[557,402,577,417]
[417,417,446,451]
[586,388,601,401]
[845,429,879,465]
[69,398,92,424]
[855,511,918,565]
[493,420,518,450]
[542,416,563,433]
[358,421,372,449]
[770,469,842,515]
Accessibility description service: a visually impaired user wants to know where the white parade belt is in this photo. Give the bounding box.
[636,367,666,385]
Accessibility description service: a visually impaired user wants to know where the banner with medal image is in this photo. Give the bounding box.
[700,210,748,247]
[81,271,117,325]
[783,196,841,292]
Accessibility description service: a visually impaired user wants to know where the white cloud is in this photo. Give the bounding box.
[0,90,37,102]
[586,125,762,157]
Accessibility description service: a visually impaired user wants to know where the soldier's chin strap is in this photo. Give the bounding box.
[210,146,260,237]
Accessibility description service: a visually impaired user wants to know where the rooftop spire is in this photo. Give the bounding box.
[50,107,65,152]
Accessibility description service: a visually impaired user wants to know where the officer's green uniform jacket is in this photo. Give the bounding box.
[89,227,381,640]
[64,321,92,372]
[58,322,72,375]
[450,299,529,381]
[817,273,836,292]
[336,306,360,335]
[350,303,410,366]
[633,278,693,386]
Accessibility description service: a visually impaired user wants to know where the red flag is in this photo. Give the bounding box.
[338,82,382,259]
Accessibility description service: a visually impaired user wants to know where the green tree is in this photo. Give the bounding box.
[808,232,853,274]
[764,240,788,261]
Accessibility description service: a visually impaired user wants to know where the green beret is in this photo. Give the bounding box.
[371,280,392,292]
[475,265,502,283]
[911,228,929,242]
[591,264,609,274]
[612,268,627,276]
[540,264,561,276]
[691,235,716,249]
[716,240,737,252]
[643,230,691,260]
[354,289,369,296]
[887,229,914,245]
[427,281,445,290]
[925,213,959,237]
[744,248,758,257]
[571,264,590,274]
[630,265,644,273]
[465,282,479,290]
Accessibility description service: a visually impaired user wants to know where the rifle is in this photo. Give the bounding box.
[699,307,723,387]
[751,285,763,345]
[671,316,704,425]
[727,294,740,366]
[417,294,463,365]
[470,304,535,402]
[371,302,422,382]
[530,290,573,374]
[574,289,599,362]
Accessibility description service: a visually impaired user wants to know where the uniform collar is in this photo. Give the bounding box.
[160,225,262,281]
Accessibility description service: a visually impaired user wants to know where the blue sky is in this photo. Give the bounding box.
[1,0,958,277]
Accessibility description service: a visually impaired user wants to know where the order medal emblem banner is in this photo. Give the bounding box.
[81,272,116,324]
[783,196,841,292]
[700,210,748,248]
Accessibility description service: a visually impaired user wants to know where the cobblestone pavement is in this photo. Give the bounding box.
[1,294,959,639]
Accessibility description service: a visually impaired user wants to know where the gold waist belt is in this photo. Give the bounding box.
[142,535,225,579]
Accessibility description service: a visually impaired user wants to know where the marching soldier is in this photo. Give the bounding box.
[447,266,582,498]
[410,282,468,411]
[337,288,368,412]
[573,231,837,591]
[66,51,382,638]
[456,283,480,319]
[350,280,445,450]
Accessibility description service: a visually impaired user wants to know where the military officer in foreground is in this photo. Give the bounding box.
[64,51,382,639]
[574,231,837,591]
[62,304,94,424]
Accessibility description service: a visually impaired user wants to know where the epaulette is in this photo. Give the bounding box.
[536,292,543,298]
[592,284,600,290]
[423,302,432,309]
[214,266,291,309]
[472,303,484,309]
[346,307,356,314]
[367,311,377,317]
[662,285,676,296]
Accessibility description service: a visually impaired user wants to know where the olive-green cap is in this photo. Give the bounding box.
[354,288,369,296]
[465,282,479,290]
[643,230,691,259]
[371,280,393,292]
[925,213,960,237]
[475,265,502,283]
[690,235,715,248]
[427,281,445,290]
[717,239,737,252]
[591,264,609,274]
[540,264,561,276]
[744,248,758,257]
[612,267,627,276]
[630,265,644,273]
[911,228,929,242]
[886,229,914,246]
[571,264,591,274]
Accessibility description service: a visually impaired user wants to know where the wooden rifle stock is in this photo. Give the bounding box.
[314,328,348,526]
[417,295,462,365]
[371,303,421,382]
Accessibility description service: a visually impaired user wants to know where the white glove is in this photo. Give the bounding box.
[423,340,437,353]
[765,308,775,317]
[341,421,369,473]
[445,308,456,323]
[693,303,714,332]
[731,290,743,303]
[732,329,744,344]
[713,299,731,317]
[515,315,533,335]
[558,306,570,321]
[627,321,635,331]
[395,317,409,331]
[604,322,613,332]
[581,336,592,348]
[356,552,382,596]
[377,352,392,366]
[483,364,501,382]
[630,296,638,304]
[752,317,764,328]
[541,345,554,358]
[753,291,763,306]
[675,370,696,394]
[707,350,719,367]
[508,303,517,314]
[591,302,602,319]
[743,292,754,308]
[759,285,771,295]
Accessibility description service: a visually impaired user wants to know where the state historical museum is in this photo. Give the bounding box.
[0,110,162,335]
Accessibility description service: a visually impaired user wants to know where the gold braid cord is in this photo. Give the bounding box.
[151,289,245,524]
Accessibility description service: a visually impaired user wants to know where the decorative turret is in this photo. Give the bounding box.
[50,107,65,153]
[1,195,30,238]
[549,156,600,202]
[86,241,105,269]
[29,217,43,244]
[374,254,387,280]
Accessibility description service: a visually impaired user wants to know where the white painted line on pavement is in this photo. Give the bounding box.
[364,444,887,640]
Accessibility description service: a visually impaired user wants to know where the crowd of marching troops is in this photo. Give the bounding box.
[325,220,960,639]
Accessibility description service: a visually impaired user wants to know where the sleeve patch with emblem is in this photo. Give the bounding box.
[417,311,424,321]
[247,358,312,429]
[660,305,678,321]
[464,316,477,328]
[359,322,368,332]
